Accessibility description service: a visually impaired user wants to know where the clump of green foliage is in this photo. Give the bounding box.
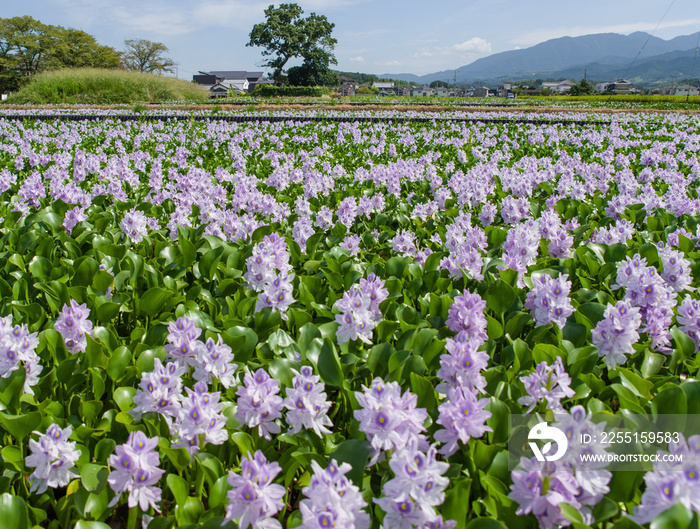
[254,85,331,97]
[5,68,209,104]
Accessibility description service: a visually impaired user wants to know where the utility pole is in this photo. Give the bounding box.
[584,69,587,81]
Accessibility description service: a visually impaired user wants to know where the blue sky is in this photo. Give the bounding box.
[12,0,700,79]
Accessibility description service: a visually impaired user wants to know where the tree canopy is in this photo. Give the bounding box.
[0,16,120,93]
[247,3,337,86]
[121,39,175,74]
[569,78,596,96]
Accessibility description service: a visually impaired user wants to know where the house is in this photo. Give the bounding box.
[338,75,357,97]
[410,85,433,97]
[660,84,700,96]
[497,83,514,98]
[432,86,449,97]
[372,81,395,96]
[597,79,633,95]
[472,86,492,97]
[193,71,266,96]
[542,79,575,94]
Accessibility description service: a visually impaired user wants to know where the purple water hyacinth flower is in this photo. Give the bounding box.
[334,274,388,345]
[374,494,426,529]
[26,424,81,494]
[524,273,575,329]
[339,234,361,256]
[631,434,700,524]
[121,209,150,244]
[284,366,333,437]
[509,458,582,529]
[591,300,642,369]
[62,205,87,236]
[547,227,573,259]
[677,296,700,351]
[54,299,93,353]
[500,195,532,225]
[164,316,204,366]
[292,216,314,250]
[224,451,285,529]
[382,438,451,521]
[478,202,497,226]
[434,386,492,456]
[445,291,488,344]
[172,381,227,453]
[234,368,283,440]
[108,431,164,513]
[131,358,185,422]
[256,271,295,318]
[547,407,612,512]
[314,205,334,230]
[336,196,358,227]
[591,219,635,245]
[192,335,237,388]
[299,459,369,529]
[518,358,575,413]
[500,221,540,287]
[660,247,694,294]
[244,234,296,320]
[354,377,429,465]
[0,315,42,395]
[391,230,419,258]
[435,332,488,395]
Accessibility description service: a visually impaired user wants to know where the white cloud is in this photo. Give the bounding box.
[414,37,493,59]
[348,56,365,62]
[451,37,492,54]
[110,6,192,36]
[375,60,401,67]
[515,18,700,47]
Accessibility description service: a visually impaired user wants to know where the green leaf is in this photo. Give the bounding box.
[329,440,371,486]
[650,503,695,529]
[465,520,508,529]
[75,522,112,529]
[386,256,410,277]
[483,280,515,318]
[0,493,30,529]
[208,475,230,509]
[179,231,196,268]
[73,257,99,287]
[318,339,343,387]
[200,245,224,281]
[107,346,132,381]
[113,387,137,412]
[167,473,190,507]
[410,373,436,412]
[559,503,584,523]
[617,367,653,399]
[80,463,108,493]
[0,411,42,441]
[139,287,172,318]
[442,477,472,529]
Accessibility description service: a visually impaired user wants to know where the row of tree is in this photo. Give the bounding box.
[0,16,175,93]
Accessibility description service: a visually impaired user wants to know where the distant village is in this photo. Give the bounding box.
[193,70,700,98]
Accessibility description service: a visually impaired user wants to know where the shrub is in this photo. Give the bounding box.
[5,68,209,104]
[254,85,331,97]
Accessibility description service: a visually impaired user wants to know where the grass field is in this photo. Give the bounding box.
[5,68,209,104]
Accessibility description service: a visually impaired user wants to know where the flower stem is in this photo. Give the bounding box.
[127,506,138,529]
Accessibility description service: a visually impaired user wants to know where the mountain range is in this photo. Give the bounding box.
[380,32,700,86]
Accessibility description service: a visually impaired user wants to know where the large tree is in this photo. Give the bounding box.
[121,39,175,74]
[287,49,338,87]
[0,16,120,93]
[247,3,337,86]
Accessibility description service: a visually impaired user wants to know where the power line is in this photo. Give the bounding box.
[688,30,700,102]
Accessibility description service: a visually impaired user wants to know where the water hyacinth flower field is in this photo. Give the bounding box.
[1,108,700,529]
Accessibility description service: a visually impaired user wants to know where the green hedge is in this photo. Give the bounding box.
[254,85,331,97]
